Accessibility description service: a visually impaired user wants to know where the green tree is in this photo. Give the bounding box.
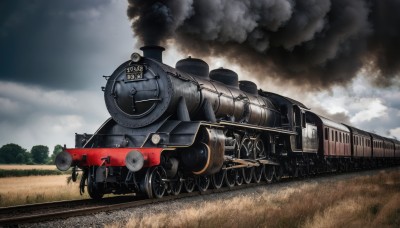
[48,144,63,164]
[0,143,28,164]
[31,145,49,164]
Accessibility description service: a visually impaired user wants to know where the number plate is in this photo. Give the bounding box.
[126,65,144,81]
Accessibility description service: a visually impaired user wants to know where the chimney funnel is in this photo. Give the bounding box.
[140,45,165,63]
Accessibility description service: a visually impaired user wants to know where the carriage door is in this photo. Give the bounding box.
[324,127,330,156]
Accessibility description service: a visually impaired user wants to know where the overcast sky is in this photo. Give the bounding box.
[1,0,399,153]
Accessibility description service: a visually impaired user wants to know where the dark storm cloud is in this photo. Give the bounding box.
[0,0,132,90]
[127,0,400,90]
[0,1,133,150]
[367,0,400,86]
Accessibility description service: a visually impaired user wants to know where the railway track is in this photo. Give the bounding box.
[0,180,267,226]
[0,167,397,226]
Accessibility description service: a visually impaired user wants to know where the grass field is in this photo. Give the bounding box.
[0,175,88,207]
[108,169,400,228]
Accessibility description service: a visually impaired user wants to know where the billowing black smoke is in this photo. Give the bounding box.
[127,0,400,89]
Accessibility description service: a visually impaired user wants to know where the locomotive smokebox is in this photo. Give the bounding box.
[140,45,165,63]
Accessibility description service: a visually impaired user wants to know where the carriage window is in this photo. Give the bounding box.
[294,107,301,127]
[335,131,338,142]
[332,130,334,141]
[325,128,329,140]
[281,105,289,124]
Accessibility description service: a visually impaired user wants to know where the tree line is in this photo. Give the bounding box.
[0,143,63,165]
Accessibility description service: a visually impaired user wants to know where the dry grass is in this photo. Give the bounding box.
[0,175,88,207]
[108,169,400,228]
[0,165,57,170]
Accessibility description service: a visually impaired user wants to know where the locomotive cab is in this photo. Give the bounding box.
[260,91,318,154]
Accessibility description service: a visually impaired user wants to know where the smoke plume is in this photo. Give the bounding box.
[127,0,400,89]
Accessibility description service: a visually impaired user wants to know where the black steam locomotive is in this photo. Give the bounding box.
[56,46,400,199]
